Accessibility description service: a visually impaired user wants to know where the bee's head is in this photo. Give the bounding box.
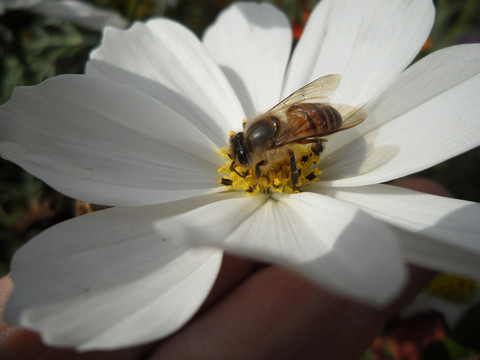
[230,132,251,167]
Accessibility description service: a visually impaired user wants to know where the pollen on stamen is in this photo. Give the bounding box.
[217,146,322,196]
[426,273,476,303]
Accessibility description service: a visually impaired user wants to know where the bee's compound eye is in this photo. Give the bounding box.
[232,132,251,166]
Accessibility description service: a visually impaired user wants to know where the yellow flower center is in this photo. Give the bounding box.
[217,144,322,196]
[427,273,476,303]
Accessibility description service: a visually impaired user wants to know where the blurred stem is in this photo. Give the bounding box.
[438,0,478,48]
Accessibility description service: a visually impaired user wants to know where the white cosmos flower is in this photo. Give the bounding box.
[1,0,480,351]
[0,0,126,31]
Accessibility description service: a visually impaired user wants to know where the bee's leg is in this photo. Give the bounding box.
[296,138,325,156]
[220,178,233,186]
[230,161,249,178]
[311,139,325,155]
[289,150,300,191]
[255,160,266,179]
[246,184,258,193]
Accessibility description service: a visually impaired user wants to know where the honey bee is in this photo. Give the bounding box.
[229,74,367,190]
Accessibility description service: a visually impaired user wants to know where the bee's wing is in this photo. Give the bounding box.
[264,74,341,118]
[282,74,341,106]
[260,74,367,147]
[331,104,368,132]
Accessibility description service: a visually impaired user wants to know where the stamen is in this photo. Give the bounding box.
[217,145,322,196]
[427,273,476,302]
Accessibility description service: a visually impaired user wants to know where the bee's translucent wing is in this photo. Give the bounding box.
[332,104,368,132]
[283,74,341,106]
[263,74,341,119]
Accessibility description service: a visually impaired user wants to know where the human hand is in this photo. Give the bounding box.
[0,260,435,360]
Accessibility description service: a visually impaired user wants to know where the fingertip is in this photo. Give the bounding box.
[394,177,453,197]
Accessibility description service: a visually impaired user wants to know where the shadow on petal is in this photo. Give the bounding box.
[398,203,480,279]
[292,211,407,306]
[318,130,399,183]
[221,66,257,120]
[87,59,233,148]
[318,184,480,280]
[170,193,407,306]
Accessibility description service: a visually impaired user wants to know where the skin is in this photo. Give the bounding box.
[0,178,451,360]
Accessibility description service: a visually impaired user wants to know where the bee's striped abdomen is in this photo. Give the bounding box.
[287,104,342,135]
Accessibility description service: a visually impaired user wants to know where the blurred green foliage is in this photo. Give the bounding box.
[0,3,479,357]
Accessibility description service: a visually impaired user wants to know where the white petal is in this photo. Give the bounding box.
[0,74,223,206]
[156,192,407,305]
[5,197,224,350]
[87,19,244,145]
[283,0,434,106]
[31,0,127,31]
[1,0,43,11]
[203,2,292,119]
[317,184,480,278]
[403,287,480,326]
[319,44,480,186]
